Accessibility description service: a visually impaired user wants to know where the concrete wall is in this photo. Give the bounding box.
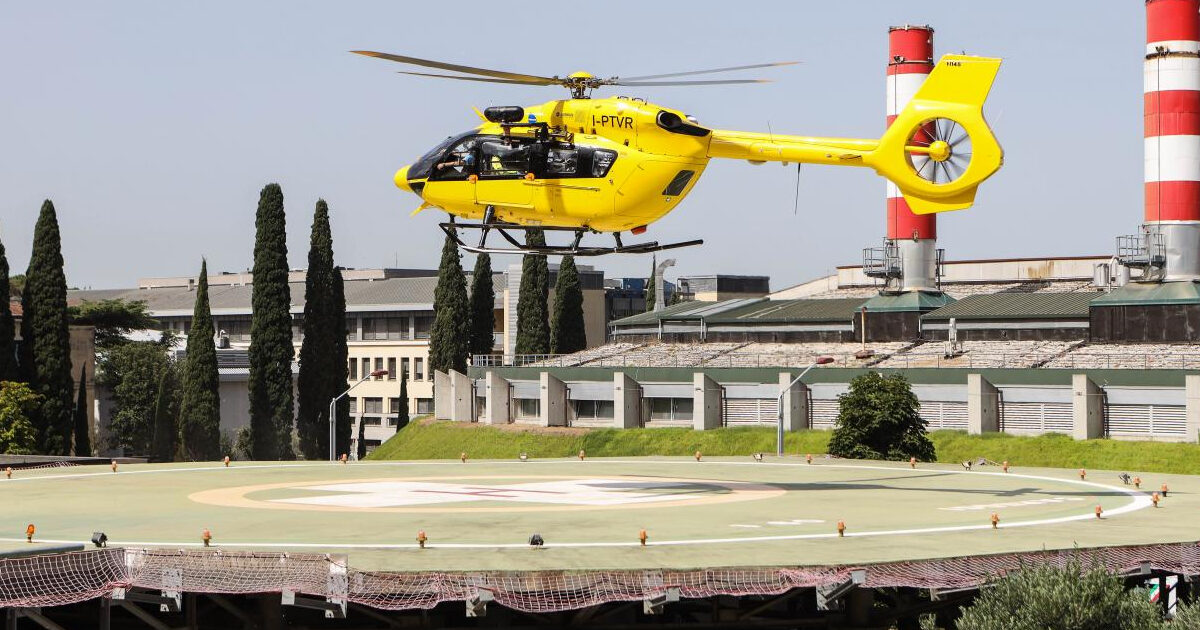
[449,370,473,422]
[967,374,999,434]
[693,373,722,430]
[540,372,566,427]
[484,371,510,424]
[1072,374,1104,440]
[779,372,809,431]
[614,372,641,429]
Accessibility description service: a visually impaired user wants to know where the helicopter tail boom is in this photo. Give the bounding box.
[707,55,1002,215]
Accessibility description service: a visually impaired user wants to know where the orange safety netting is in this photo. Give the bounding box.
[1,542,1198,612]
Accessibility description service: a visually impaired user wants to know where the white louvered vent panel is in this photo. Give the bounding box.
[810,400,840,430]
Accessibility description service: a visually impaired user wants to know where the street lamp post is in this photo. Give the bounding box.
[330,369,390,462]
[776,356,834,457]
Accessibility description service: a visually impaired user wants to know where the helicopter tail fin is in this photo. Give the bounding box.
[867,55,1003,215]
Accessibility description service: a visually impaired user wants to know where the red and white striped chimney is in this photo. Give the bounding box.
[1145,0,1200,280]
[887,25,939,292]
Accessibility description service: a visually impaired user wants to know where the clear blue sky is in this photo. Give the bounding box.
[0,1,1144,290]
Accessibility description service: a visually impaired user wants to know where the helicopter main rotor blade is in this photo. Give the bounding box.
[612,79,773,86]
[351,51,559,84]
[620,61,799,81]
[397,71,553,86]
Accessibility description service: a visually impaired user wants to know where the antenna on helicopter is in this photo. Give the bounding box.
[351,51,798,99]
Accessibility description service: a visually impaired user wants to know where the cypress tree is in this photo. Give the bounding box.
[332,266,350,458]
[644,255,656,313]
[248,183,295,460]
[72,366,90,456]
[396,370,410,430]
[150,365,178,462]
[22,200,75,454]
[178,260,221,460]
[297,200,342,460]
[514,230,550,355]
[0,236,15,382]
[468,253,496,358]
[355,418,367,460]
[550,255,587,354]
[429,233,470,375]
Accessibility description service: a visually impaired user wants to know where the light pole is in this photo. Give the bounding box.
[330,369,389,462]
[776,356,834,457]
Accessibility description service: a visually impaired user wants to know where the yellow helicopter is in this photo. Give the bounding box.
[354,51,1003,256]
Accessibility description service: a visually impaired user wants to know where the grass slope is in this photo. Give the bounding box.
[369,420,1200,475]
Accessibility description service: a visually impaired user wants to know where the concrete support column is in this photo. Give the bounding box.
[448,370,473,422]
[967,374,999,434]
[1072,374,1104,440]
[433,371,450,420]
[614,372,641,429]
[693,372,722,430]
[540,372,566,427]
[779,372,809,431]
[1186,374,1200,443]
[484,371,510,425]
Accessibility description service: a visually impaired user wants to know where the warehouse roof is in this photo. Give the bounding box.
[921,292,1100,321]
[705,298,869,323]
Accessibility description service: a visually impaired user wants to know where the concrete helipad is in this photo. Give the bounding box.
[1,457,1194,571]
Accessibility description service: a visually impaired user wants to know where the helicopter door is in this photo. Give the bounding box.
[475,137,534,208]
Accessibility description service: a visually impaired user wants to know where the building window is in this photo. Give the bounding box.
[572,399,615,420]
[346,317,357,341]
[389,397,401,414]
[348,398,358,414]
[363,397,383,414]
[361,416,382,427]
[415,357,424,381]
[416,398,433,414]
[514,398,540,420]
[401,357,410,378]
[649,397,693,421]
[414,315,433,339]
[374,358,384,379]
[361,358,370,380]
[348,358,358,380]
[387,358,397,380]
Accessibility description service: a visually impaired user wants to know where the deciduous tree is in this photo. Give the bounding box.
[828,372,935,462]
[0,381,39,454]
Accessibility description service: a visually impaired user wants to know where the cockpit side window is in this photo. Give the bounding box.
[428,136,480,181]
[409,130,476,180]
[478,137,532,178]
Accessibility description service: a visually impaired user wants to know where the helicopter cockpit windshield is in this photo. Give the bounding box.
[409,130,476,180]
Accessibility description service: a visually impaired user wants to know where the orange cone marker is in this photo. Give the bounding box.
[836,520,846,537]
[25,524,34,543]
[990,513,999,529]
[639,529,647,546]
[417,530,427,548]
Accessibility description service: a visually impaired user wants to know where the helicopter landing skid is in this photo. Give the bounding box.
[439,222,703,256]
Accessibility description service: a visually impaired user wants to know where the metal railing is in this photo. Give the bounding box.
[471,352,1200,370]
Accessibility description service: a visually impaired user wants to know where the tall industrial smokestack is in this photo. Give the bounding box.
[885,24,939,292]
[1143,0,1200,280]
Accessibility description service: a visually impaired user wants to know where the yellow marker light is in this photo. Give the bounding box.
[223,456,231,467]
[417,530,428,548]
[639,529,647,546]
[26,524,35,543]
[111,460,118,473]
[990,513,999,529]
[460,452,468,463]
[909,457,917,468]
[1152,492,1160,508]
[1002,461,1010,473]
[836,521,846,537]
[1079,469,1086,480]
[1094,505,1103,519]
[202,528,212,547]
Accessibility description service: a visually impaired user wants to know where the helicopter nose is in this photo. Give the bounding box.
[394,166,412,192]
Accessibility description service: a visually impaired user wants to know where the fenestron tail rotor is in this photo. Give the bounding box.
[906,117,974,185]
[351,51,796,98]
